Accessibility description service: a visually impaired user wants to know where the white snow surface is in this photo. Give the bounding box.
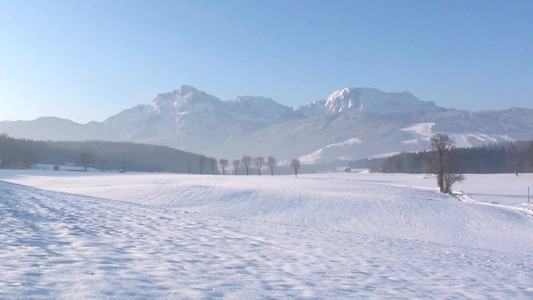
[399,122,519,149]
[299,138,363,164]
[400,122,436,138]
[1,170,532,298]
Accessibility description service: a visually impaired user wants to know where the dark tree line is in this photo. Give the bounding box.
[0,134,292,176]
[380,140,533,174]
[0,134,200,173]
[0,134,36,168]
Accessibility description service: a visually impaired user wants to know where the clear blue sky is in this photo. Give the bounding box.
[0,0,531,123]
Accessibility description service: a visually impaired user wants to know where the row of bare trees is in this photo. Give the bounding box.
[186,154,301,177]
[229,155,279,176]
[186,155,219,175]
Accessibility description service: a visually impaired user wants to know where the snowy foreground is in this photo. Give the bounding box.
[1,170,532,299]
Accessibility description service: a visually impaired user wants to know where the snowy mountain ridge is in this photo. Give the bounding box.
[297,87,444,117]
[148,85,297,122]
[1,85,532,164]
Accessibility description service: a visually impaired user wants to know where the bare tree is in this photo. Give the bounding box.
[186,158,192,174]
[219,159,229,175]
[197,154,207,174]
[426,133,464,193]
[266,156,277,176]
[442,173,465,195]
[78,151,94,171]
[253,156,265,175]
[241,155,252,175]
[232,159,240,175]
[208,157,217,175]
[290,158,300,178]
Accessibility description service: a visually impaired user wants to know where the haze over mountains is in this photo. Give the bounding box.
[1,86,532,164]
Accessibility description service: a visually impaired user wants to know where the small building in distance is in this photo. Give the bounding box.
[337,167,351,173]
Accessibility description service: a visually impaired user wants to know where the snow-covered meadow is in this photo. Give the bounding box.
[1,169,532,298]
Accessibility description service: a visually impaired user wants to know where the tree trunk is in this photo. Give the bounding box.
[438,167,444,192]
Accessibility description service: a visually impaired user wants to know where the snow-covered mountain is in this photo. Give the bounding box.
[102,85,299,139]
[297,87,444,117]
[96,85,302,152]
[144,85,298,123]
[1,85,532,164]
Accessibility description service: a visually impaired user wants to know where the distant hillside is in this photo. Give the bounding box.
[0,134,210,174]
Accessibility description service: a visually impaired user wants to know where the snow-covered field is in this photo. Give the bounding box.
[1,170,532,298]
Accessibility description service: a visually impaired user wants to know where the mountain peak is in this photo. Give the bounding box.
[151,86,222,112]
[298,87,443,117]
[172,85,201,96]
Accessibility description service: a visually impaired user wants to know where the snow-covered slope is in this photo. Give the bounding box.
[101,105,153,140]
[1,170,532,298]
[226,96,300,122]
[230,107,532,164]
[299,137,363,164]
[399,121,516,148]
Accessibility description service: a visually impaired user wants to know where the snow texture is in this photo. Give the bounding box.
[1,170,532,298]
